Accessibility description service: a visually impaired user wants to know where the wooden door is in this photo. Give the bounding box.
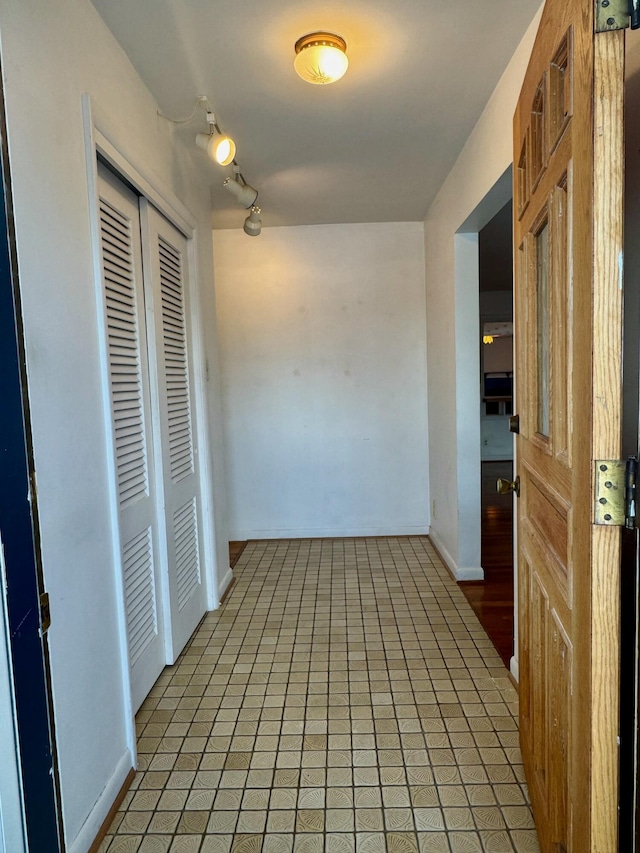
[513,1,625,850]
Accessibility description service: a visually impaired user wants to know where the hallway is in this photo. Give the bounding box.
[100,537,538,853]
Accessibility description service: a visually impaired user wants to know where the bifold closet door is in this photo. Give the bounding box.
[97,164,165,712]
[141,201,206,660]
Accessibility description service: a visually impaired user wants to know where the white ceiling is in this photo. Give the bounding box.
[90,0,541,230]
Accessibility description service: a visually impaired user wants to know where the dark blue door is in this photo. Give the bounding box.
[0,63,64,851]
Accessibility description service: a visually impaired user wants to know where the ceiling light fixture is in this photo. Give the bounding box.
[243,206,262,237]
[224,171,259,209]
[158,96,237,165]
[196,112,236,166]
[159,97,262,236]
[294,32,348,85]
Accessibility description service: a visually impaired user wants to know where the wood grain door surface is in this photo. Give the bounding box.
[513,1,625,850]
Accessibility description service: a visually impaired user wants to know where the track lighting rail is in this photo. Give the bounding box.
[158,95,262,236]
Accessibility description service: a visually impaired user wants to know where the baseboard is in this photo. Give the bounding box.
[509,655,519,684]
[427,530,456,577]
[218,567,233,604]
[227,525,429,540]
[70,751,134,853]
[456,566,484,581]
[220,574,236,605]
[427,531,484,581]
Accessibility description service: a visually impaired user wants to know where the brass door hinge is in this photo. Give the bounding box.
[596,0,639,31]
[39,592,51,633]
[594,458,637,528]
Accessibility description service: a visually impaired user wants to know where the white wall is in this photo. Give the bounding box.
[424,6,542,586]
[213,223,430,540]
[0,0,228,848]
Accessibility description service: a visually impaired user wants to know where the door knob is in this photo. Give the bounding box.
[497,475,520,497]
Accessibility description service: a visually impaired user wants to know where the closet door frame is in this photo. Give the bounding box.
[82,95,220,759]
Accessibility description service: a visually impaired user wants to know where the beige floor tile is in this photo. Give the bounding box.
[325,834,356,853]
[293,834,324,853]
[262,835,294,853]
[478,830,514,852]
[201,836,233,853]
[326,788,354,809]
[416,832,450,852]
[507,831,540,852]
[113,538,538,853]
[446,831,483,852]
[355,809,384,832]
[107,837,142,853]
[117,811,152,834]
[138,836,173,853]
[147,813,180,834]
[355,832,386,853]
[267,811,297,833]
[230,835,264,853]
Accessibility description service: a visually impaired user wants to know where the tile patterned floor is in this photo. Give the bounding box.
[100,537,539,853]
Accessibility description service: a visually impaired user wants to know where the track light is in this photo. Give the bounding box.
[243,206,262,237]
[223,176,258,209]
[158,97,261,236]
[195,130,236,166]
[196,110,236,166]
[158,98,238,166]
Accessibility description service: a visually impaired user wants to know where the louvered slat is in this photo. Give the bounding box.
[100,197,149,509]
[158,236,194,482]
[122,528,157,665]
[173,498,200,610]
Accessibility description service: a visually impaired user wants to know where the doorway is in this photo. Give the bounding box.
[619,25,640,849]
[0,58,63,851]
[460,200,515,667]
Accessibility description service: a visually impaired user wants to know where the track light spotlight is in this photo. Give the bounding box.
[223,176,258,209]
[159,98,238,166]
[243,206,262,237]
[195,131,236,166]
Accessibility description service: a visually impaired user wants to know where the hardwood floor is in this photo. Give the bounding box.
[460,460,515,667]
[229,540,247,568]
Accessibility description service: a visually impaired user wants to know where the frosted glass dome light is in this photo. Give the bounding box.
[294,32,348,85]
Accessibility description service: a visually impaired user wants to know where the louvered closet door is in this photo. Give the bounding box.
[97,165,165,712]
[142,202,206,660]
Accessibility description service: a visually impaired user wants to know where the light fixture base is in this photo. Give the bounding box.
[294,31,347,55]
